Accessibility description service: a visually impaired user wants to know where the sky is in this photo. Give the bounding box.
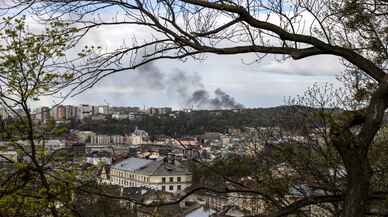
[62,53,343,109]
[22,6,345,109]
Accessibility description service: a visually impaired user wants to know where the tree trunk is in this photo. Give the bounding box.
[330,126,372,217]
[342,152,371,217]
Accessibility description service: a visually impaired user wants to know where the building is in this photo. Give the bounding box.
[75,131,96,143]
[127,128,149,145]
[91,134,128,145]
[43,140,66,153]
[56,105,66,121]
[66,142,86,157]
[111,135,127,144]
[91,135,111,145]
[79,104,94,120]
[86,151,112,165]
[86,145,113,154]
[65,105,78,120]
[128,112,146,121]
[105,157,192,194]
[128,135,143,145]
[148,107,172,115]
[97,105,110,114]
[91,114,108,121]
[112,112,128,120]
[34,106,50,123]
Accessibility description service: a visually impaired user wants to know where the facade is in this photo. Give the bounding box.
[112,113,128,120]
[35,106,50,123]
[65,105,78,120]
[97,105,110,114]
[91,135,111,145]
[148,107,172,115]
[35,105,78,122]
[75,131,96,143]
[91,114,108,121]
[105,157,192,194]
[111,135,127,144]
[43,140,66,153]
[203,192,266,215]
[128,112,145,120]
[56,105,66,121]
[128,135,143,145]
[91,135,128,145]
[86,151,112,165]
[79,104,94,120]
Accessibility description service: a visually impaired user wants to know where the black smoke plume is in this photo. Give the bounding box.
[136,63,244,110]
[187,88,244,110]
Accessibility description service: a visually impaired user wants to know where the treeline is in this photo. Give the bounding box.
[70,106,323,136]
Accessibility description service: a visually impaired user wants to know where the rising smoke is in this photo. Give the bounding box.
[187,88,244,110]
[137,63,244,110]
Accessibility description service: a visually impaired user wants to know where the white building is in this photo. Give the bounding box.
[112,113,128,120]
[128,135,143,145]
[91,135,128,145]
[86,151,112,165]
[104,157,192,194]
[91,135,111,145]
[43,140,66,153]
[97,105,110,115]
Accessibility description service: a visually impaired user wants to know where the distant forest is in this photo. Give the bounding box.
[69,106,326,137]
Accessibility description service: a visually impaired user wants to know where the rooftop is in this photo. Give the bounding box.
[112,157,191,176]
[112,158,153,171]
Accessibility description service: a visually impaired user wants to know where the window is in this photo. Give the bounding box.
[177,177,181,182]
[162,186,166,191]
[169,185,174,190]
[169,177,174,182]
[162,177,166,183]
[177,185,181,191]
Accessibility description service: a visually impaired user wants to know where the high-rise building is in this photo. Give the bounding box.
[34,106,50,123]
[56,105,66,121]
[79,104,94,120]
[65,105,78,120]
[97,105,110,114]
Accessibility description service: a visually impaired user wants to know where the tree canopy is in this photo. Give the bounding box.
[1,1,388,217]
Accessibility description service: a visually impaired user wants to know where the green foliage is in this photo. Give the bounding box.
[0,16,78,104]
[73,106,320,137]
[0,17,96,217]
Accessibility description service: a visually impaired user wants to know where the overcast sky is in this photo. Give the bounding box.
[25,11,345,109]
[61,54,343,109]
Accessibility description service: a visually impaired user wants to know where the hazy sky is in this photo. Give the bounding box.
[63,54,343,109]
[24,10,345,109]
